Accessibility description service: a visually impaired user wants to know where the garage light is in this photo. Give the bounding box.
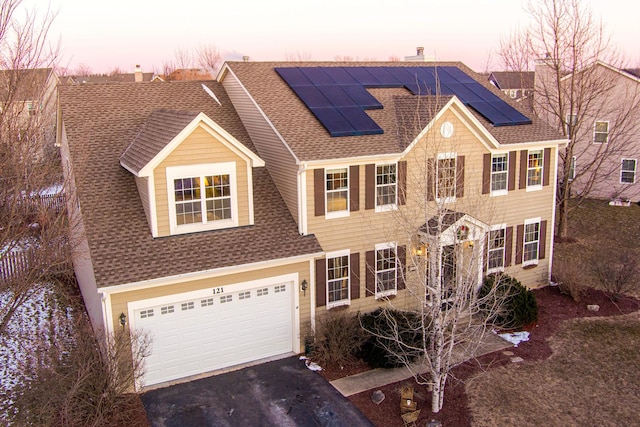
[119,312,127,329]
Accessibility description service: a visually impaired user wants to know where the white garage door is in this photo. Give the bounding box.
[133,280,294,386]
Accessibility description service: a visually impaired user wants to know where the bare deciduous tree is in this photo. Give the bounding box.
[0,0,68,336]
[362,95,515,414]
[499,0,640,238]
[196,43,223,75]
[5,310,151,426]
[284,50,313,62]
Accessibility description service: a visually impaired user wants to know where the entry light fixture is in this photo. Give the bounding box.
[119,312,127,329]
[301,279,308,296]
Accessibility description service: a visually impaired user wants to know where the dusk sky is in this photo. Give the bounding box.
[28,0,639,74]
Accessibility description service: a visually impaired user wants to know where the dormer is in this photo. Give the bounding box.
[120,109,265,237]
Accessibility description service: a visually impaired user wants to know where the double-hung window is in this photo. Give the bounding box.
[437,153,456,202]
[487,226,506,272]
[326,168,348,217]
[527,150,543,189]
[491,153,508,195]
[167,163,238,234]
[375,243,397,298]
[594,121,609,144]
[376,163,397,209]
[621,159,637,184]
[569,156,576,181]
[523,219,540,266]
[326,250,350,308]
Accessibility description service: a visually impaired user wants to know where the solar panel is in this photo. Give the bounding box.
[290,85,332,109]
[345,67,382,86]
[309,107,356,137]
[324,67,359,85]
[275,65,532,136]
[319,85,357,108]
[300,67,335,86]
[341,85,383,109]
[275,67,312,86]
[337,107,383,135]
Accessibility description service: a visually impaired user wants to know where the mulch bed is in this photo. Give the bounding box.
[323,286,640,427]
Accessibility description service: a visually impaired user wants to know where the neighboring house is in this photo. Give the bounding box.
[65,65,155,84]
[488,71,535,102]
[163,68,214,81]
[0,67,59,148]
[59,61,565,389]
[534,60,640,202]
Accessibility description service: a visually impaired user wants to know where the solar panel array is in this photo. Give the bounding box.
[275,66,532,137]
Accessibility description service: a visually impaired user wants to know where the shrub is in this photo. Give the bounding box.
[479,274,538,329]
[311,310,367,367]
[553,258,587,301]
[358,308,424,369]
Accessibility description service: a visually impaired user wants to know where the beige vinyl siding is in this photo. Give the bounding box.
[153,126,251,237]
[110,261,311,349]
[134,176,151,231]
[222,72,300,222]
[308,109,555,292]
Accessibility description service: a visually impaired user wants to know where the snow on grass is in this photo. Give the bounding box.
[0,283,73,421]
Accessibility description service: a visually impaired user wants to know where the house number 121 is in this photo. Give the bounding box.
[212,287,224,294]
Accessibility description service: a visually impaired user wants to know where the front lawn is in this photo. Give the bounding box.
[466,312,640,426]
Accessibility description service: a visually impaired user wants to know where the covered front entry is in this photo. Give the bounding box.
[130,275,297,387]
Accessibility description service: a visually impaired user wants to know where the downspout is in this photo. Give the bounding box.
[297,163,308,235]
[548,145,562,283]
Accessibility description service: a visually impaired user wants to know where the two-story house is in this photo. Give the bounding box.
[0,67,59,150]
[488,71,535,102]
[534,60,640,203]
[58,62,565,389]
[220,61,564,316]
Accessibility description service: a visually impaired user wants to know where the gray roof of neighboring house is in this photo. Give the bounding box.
[624,68,640,79]
[66,72,155,84]
[489,71,535,90]
[224,61,563,162]
[59,81,321,288]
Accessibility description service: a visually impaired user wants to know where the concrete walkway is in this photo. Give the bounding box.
[331,332,513,396]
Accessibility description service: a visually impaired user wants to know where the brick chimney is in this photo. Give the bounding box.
[134,64,143,83]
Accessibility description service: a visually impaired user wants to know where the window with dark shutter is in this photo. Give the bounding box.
[365,250,375,297]
[365,164,375,209]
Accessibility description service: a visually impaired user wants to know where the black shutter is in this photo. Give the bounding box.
[350,253,360,299]
[365,164,375,210]
[365,250,375,297]
[350,165,359,211]
[315,258,326,307]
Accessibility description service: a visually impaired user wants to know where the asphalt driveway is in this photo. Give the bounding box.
[141,356,374,427]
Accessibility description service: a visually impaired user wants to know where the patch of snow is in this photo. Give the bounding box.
[498,331,530,347]
[29,183,63,197]
[299,356,322,371]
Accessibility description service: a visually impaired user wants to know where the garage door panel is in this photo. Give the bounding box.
[136,281,295,386]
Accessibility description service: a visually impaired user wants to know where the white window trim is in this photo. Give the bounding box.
[523,217,541,267]
[436,152,457,203]
[620,158,637,184]
[526,149,543,192]
[487,223,506,274]
[375,242,398,299]
[166,162,239,235]
[375,162,398,213]
[593,120,609,144]
[325,167,350,220]
[490,153,509,197]
[326,249,351,309]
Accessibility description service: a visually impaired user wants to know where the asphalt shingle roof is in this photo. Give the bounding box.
[59,81,321,288]
[225,61,563,161]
